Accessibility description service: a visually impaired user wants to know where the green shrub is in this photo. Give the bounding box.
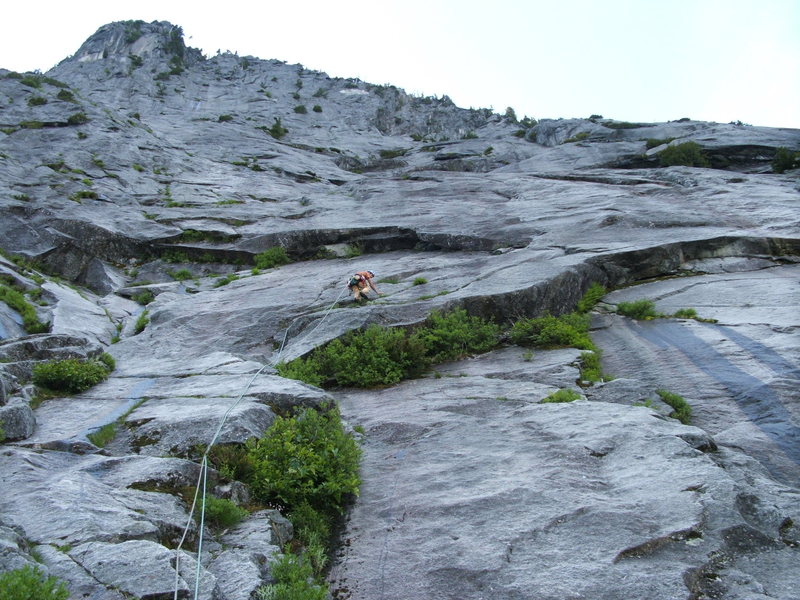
[0,284,49,333]
[645,137,676,149]
[87,422,117,447]
[564,131,590,143]
[248,405,361,514]
[542,388,582,403]
[772,147,799,173]
[257,552,328,600]
[56,89,75,102]
[289,501,331,550]
[134,310,149,334]
[579,350,604,382]
[319,324,428,387]
[412,277,427,286]
[27,96,47,106]
[67,112,89,125]
[99,352,116,371]
[294,105,307,114]
[202,495,248,529]
[279,310,500,388]
[32,358,111,394]
[657,389,691,424]
[213,274,239,288]
[255,247,290,269]
[0,565,69,600]
[617,299,658,319]
[379,148,407,159]
[276,358,325,388]
[267,117,288,139]
[169,268,193,281]
[312,104,322,113]
[20,75,42,88]
[218,114,233,122]
[576,282,606,313]
[673,307,698,319]
[658,141,709,167]
[207,444,255,482]
[69,190,98,202]
[132,289,155,305]
[412,308,500,364]
[510,312,593,350]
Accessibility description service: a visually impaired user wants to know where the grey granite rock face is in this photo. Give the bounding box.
[0,18,798,600]
[0,401,35,441]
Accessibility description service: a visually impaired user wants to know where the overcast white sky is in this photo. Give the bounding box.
[3,0,799,128]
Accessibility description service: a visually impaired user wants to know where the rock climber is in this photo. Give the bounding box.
[348,270,381,301]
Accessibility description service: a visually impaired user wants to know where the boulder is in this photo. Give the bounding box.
[0,400,35,441]
[69,539,216,600]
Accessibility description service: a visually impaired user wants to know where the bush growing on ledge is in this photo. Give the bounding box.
[67,112,89,125]
[277,309,501,388]
[411,308,500,364]
[255,246,290,269]
[541,388,582,403]
[616,299,658,320]
[772,147,799,173]
[248,405,361,514]
[134,309,150,334]
[673,307,697,319]
[658,141,709,167]
[510,312,594,350]
[576,282,606,313]
[657,389,691,424]
[0,284,49,334]
[32,355,113,394]
[202,495,248,529]
[0,565,69,600]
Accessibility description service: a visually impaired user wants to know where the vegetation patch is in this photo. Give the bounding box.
[0,284,49,333]
[658,141,709,167]
[255,246,291,269]
[645,137,676,149]
[579,350,607,383]
[213,273,239,287]
[32,354,114,394]
[134,309,150,334]
[248,405,361,513]
[772,147,799,173]
[87,423,117,447]
[169,268,193,282]
[576,282,606,313]
[67,112,89,125]
[201,495,248,529]
[278,309,500,389]
[564,132,590,143]
[542,388,582,403]
[510,312,594,351]
[657,389,691,424]
[379,148,408,159]
[250,404,362,600]
[0,565,69,600]
[616,299,658,320]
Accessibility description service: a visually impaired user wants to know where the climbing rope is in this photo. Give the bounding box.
[173,285,348,600]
